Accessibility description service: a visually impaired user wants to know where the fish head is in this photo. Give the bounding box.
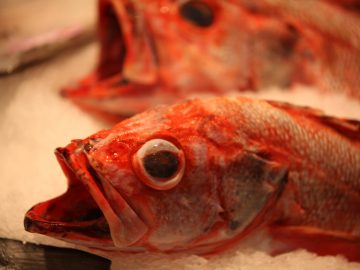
[25,98,288,254]
[62,0,300,122]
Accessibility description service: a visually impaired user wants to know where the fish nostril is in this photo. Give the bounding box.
[83,142,93,153]
[120,77,130,85]
[116,77,131,86]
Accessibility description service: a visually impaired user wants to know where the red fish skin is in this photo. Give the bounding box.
[25,97,360,260]
[62,0,360,122]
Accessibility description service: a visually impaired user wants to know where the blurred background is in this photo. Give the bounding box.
[0,0,112,269]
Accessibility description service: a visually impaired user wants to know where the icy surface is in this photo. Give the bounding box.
[111,250,360,270]
[0,43,359,269]
[0,43,107,247]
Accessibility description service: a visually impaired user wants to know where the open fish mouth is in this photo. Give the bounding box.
[60,1,128,105]
[24,142,148,250]
[24,147,113,248]
[60,0,162,121]
[96,1,127,82]
[59,0,125,119]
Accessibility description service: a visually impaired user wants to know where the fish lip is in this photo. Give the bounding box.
[24,146,113,248]
[23,212,111,246]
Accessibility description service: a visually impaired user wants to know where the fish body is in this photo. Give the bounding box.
[62,0,360,122]
[25,97,360,261]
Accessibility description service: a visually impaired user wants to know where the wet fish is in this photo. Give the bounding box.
[25,96,360,261]
[62,0,360,122]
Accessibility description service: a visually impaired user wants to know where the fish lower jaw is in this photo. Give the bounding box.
[23,188,114,248]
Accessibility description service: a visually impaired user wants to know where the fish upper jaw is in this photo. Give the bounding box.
[24,142,149,250]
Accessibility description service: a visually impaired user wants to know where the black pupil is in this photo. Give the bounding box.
[143,150,179,179]
[180,1,214,27]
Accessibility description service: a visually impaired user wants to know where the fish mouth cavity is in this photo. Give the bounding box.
[24,146,114,248]
[97,1,127,81]
[61,1,164,121]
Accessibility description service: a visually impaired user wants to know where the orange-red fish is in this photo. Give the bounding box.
[25,97,360,261]
[62,0,360,122]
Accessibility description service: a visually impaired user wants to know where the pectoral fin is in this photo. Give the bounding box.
[219,150,288,234]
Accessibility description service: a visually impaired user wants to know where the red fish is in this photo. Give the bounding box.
[25,97,360,261]
[62,0,360,122]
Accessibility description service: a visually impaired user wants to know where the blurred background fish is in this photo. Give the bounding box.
[62,0,360,121]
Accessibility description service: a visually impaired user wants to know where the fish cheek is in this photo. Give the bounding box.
[146,149,220,247]
[218,151,288,234]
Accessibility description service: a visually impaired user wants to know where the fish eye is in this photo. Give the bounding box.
[179,1,215,28]
[133,139,185,190]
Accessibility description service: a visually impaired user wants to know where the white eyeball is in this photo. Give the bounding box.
[132,139,185,190]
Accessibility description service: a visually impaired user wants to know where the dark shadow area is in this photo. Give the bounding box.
[0,238,110,270]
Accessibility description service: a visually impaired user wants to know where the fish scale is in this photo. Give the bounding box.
[284,169,360,233]
[220,98,360,190]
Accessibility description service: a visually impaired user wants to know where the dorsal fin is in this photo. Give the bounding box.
[267,100,360,142]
